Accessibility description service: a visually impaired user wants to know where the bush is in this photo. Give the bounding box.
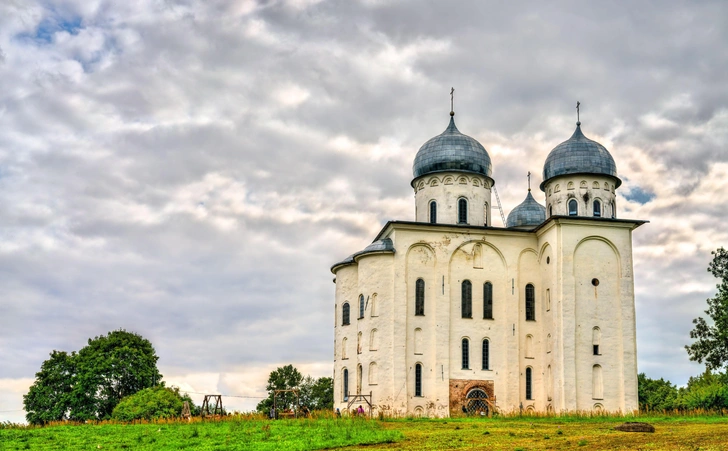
[111,386,190,421]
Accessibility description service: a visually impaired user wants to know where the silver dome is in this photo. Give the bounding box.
[540,122,621,190]
[506,191,546,228]
[412,116,493,181]
[331,238,395,272]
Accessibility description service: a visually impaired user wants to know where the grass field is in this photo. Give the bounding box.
[2,414,728,450]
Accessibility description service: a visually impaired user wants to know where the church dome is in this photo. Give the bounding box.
[413,115,493,181]
[540,122,621,190]
[506,191,546,228]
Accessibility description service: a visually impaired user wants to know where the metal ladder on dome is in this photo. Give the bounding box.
[492,185,507,227]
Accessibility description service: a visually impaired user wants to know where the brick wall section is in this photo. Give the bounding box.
[449,379,495,415]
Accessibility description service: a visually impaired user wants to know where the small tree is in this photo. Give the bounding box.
[300,376,334,410]
[686,247,728,370]
[256,365,303,413]
[112,386,196,421]
[637,373,678,411]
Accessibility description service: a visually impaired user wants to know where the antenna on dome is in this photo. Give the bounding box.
[576,101,581,124]
[528,171,531,192]
[450,87,455,116]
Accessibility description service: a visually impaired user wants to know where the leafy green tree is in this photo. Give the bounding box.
[676,369,728,410]
[637,373,678,411]
[256,365,304,413]
[111,386,194,421]
[23,351,76,424]
[23,330,162,424]
[299,376,334,410]
[686,247,728,370]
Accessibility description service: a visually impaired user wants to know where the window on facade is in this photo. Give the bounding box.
[370,293,378,317]
[546,288,551,311]
[369,329,378,351]
[358,295,365,319]
[549,205,553,217]
[526,367,533,400]
[429,201,437,224]
[483,282,493,319]
[482,339,490,370]
[465,389,489,414]
[462,338,470,369]
[357,332,362,354]
[461,280,473,318]
[415,363,423,397]
[484,203,489,226]
[593,199,601,217]
[414,328,423,355]
[593,365,603,399]
[525,334,533,358]
[547,365,553,401]
[369,362,378,385]
[343,368,349,401]
[611,201,616,219]
[357,364,362,394]
[342,337,348,359]
[593,327,601,355]
[415,279,425,316]
[525,284,535,321]
[458,198,468,224]
[342,303,350,325]
[568,199,578,216]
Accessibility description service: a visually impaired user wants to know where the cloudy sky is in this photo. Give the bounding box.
[1,0,727,422]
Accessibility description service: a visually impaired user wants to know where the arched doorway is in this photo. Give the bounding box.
[465,388,489,415]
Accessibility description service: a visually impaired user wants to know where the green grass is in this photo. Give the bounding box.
[3,413,728,451]
[0,417,401,450]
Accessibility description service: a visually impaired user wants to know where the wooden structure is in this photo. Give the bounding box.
[201,395,224,419]
[181,401,191,420]
[346,391,373,418]
[273,389,300,419]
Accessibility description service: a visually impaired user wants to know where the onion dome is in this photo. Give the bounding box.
[506,191,546,228]
[540,122,621,190]
[412,115,493,182]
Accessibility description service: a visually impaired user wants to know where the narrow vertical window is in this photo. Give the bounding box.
[370,293,378,317]
[415,363,423,396]
[358,294,365,319]
[483,282,493,319]
[547,365,553,401]
[611,201,616,219]
[593,199,601,217]
[546,288,551,311]
[482,339,490,370]
[525,284,535,321]
[593,327,601,355]
[458,198,468,224]
[461,280,472,318]
[429,201,437,224]
[568,199,578,216]
[525,335,533,358]
[593,365,603,399]
[526,367,533,400]
[415,279,425,316]
[357,364,362,394]
[549,205,553,217]
[484,203,489,226]
[369,362,378,385]
[342,303,350,325]
[462,338,470,369]
[343,368,349,401]
[357,332,362,354]
[369,329,378,351]
[414,328,423,355]
[342,337,348,359]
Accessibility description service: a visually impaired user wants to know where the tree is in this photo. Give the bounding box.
[256,365,303,413]
[686,247,728,370]
[676,369,728,411]
[299,376,334,410]
[23,330,162,424]
[637,373,678,411]
[111,385,195,421]
[23,351,76,424]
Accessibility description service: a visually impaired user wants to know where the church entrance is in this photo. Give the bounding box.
[465,388,489,415]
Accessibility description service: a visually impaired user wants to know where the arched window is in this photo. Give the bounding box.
[369,329,378,351]
[593,365,603,399]
[369,362,378,385]
[415,279,425,316]
[611,201,616,219]
[358,295,365,319]
[483,282,493,319]
[357,364,362,394]
[593,327,601,355]
[458,198,468,224]
[549,205,553,217]
[482,339,490,370]
[525,284,535,321]
[525,367,533,400]
[484,203,489,226]
[465,388,489,414]
[357,331,362,354]
[414,328,423,355]
[342,337,348,359]
[429,201,437,224]
[415,363,423,396]
[342,303,350,325]
[593,199,601,217]
[461,280,472,318]
[462,338,470,369]
[568,199,578,216]
[370,293,378,317]
[525,334,533,358]
[343,368,349,401]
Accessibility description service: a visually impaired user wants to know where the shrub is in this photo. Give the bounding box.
[111,386,188,421]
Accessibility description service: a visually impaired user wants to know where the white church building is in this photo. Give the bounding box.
[331,106,645,416]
